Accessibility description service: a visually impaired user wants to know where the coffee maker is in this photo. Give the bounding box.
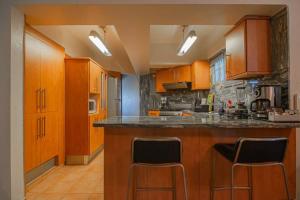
[251,85,282,119]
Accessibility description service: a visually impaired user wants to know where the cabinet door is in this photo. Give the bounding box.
[226,21,247,78]
[40,112,59,163]
[174,65,191,82]
[41,42,64,112]
[191,61,210,90]
[89,61,100,94]
[89,115,100,154]
[155,68,174,92]
[24,33,41,114]
[24,113,41,172]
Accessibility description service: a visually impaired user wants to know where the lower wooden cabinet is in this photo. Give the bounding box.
[24,113,59,172]
[24,113,41,172]
[89,114,104,154]
[40,112,59,162]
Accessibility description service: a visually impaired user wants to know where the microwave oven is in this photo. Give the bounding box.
[89,99,97,114]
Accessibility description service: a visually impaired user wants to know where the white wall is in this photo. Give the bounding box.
[0,1,12,199]
[0,1,300,200]
[10,7,25,200]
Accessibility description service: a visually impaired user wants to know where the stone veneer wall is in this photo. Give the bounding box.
[210,8,289,111]
[139,8,288,115]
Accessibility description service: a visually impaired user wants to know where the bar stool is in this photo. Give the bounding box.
[211,137,290,200]
[126,137,188,200]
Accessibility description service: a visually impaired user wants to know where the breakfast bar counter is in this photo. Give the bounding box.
[94,115,300,200]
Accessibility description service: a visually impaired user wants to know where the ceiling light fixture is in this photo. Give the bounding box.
[177,26,197,56]
[89,30,112,56]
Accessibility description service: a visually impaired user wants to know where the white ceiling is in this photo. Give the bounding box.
[20,4,285,74]
[150,25,233,67]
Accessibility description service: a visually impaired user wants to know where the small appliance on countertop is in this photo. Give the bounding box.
[194,98,209,113]
[251,84,282,119]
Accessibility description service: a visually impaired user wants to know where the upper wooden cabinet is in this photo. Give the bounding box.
[191,60,210,90]
[173,65,191,82]
[155,64,209,92]
[155,65,192,92]
[155,68,175,93]
[90,61,101,94]
[225,16,271,80]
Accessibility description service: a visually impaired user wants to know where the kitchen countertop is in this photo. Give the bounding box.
[93,113,300,128]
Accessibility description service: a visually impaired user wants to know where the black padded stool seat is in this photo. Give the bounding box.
[213,143,236,162]
[127,137,188,200]
[133,139,181,164]
[213,138,288,164]
[211,137,290,200]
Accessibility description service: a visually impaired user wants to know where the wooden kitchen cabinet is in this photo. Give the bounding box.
[155,65,191,93]
[40,112,59,163]
[90,61,101,94]
[191,60,210,90]
[155,68,174,92]
[24,113,41,172]
[225,16,271,80]
[89,114,104,154]
[65,58,106,164]
[24,25,65,172]
[173,65,191,82]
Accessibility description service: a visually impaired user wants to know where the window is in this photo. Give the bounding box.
[210,51,226,85]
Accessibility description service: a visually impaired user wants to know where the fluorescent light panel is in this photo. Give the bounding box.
[89,31,112,56]
[177,30,197,56]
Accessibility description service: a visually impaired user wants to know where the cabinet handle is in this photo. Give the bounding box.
[43,117,46,137]
[39,88,43,111]
[44,89,46,109]
[41,89,46,110]
[37,117,41,139]
[36,89,40,111]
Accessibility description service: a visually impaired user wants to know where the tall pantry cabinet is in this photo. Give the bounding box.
[65,58,107,164]
[24,26,65,172]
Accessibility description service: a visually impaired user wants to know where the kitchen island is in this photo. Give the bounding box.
[94,115,300,200]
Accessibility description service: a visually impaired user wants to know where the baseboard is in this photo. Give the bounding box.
[65,145,104,165]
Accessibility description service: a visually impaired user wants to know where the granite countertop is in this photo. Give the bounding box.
[93,113,300,128]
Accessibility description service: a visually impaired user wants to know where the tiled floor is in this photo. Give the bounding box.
[26,151,104,200]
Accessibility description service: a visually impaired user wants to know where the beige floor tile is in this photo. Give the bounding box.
[26,151,104,199]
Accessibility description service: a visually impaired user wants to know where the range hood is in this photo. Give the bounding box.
[163,82,191,90]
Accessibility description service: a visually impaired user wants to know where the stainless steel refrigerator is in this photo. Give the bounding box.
[107,76,122,117]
